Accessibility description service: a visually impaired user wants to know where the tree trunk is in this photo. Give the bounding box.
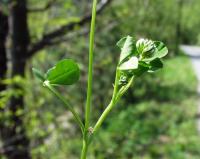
[0,10,8,91]
[0,1,31,159]
[0,7,9,155]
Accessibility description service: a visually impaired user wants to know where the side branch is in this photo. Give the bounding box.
[28,0,112,58]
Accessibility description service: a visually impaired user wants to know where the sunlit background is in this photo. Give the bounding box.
[0,0,200,159]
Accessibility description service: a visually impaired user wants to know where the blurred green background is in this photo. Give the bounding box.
[0,0,200,159]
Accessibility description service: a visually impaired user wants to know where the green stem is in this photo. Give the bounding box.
[81,0,98,158]
[93,100,115,133]
[81,138,88,159]
[116,76,134,101]
[85,0,97,131]
[93,70,120,133]
[44,82,84,134]
[93,72,134,133]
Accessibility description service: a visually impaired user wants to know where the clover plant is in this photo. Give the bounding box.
[32,0,168,158]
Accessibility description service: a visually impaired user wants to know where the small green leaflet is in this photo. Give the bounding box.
[116,37,127,49]
[143,41,168,62]
[118,57,138,70]
[32,68,46,82]
[148,58,163,72]
[154,41,168,58]
[46,59,80,86]
[117,36,136,64]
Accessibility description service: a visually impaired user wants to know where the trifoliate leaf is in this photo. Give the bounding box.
[32,68,45,82]
[45,59,80,85]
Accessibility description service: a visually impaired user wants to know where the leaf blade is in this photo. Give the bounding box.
[32,68,45,82]
[118,56,139,70]
[46,59,80,85]
[143,41,168,61]
[117,36,137,63]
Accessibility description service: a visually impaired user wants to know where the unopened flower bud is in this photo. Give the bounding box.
[119,75,128,86]
[136,39,156,58]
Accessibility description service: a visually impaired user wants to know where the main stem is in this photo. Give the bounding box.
[82,0,97,159]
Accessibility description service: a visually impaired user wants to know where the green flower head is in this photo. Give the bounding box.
[136,39,156,59]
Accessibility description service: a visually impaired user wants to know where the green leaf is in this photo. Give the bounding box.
[132,61,149,76]
[148,58,163,72]
[116,37,127,49]
[46,59,80,85]
[32,68,45,82]
[117,36,137,64]
[154,41,168,58]
[143,41,168,61]
[118,57,138,70]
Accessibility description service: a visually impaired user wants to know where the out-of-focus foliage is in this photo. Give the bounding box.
[181,0,200,45]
